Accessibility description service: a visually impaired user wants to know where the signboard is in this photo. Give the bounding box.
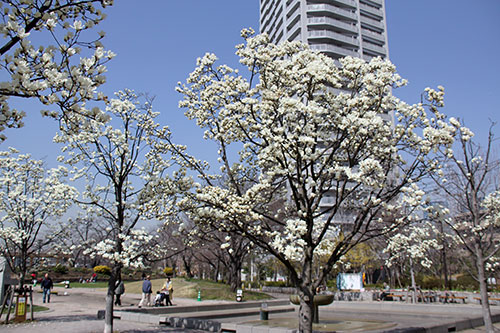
[14,295,26,322]
[336,273,363,291]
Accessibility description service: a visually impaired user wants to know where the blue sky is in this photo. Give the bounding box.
[4,0,499,164]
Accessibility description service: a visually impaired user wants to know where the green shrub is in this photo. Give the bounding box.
[326,279,338,289]
[93,265,111,275]
[52,264,68,274]
[72,267,90,273]
[453,274,479,291]
[421,275,444,290]
[163,267,174,276]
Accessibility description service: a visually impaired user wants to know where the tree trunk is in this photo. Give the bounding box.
[297,250,314,333]
[410,258,417,303]
[439,219,450,289]
[228,259,242,292]
[298,290,314,333]
[182,255,193,278]
[476,245,495,332]
[104,267,120,333]
[104,292,113,333]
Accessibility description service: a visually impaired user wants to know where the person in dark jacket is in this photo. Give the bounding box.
[40,273,53,303]
[138,275,152,307]
[114,278,125,306]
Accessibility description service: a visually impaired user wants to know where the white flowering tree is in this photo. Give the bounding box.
[54,90,191,333]
[0,0,114,141]
[384,221,441,302]
[0,148,77,286]
[175,29,463,332]
[428,122,500,331]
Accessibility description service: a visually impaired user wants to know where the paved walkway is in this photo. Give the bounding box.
[1,286,500,332]
[0,286,211,332]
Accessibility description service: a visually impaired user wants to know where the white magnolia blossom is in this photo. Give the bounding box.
[55,90,191,268]
[84,228,161,269]
[176,30,460,322]
[384,221,441,269]
[0,147,77,281]
[0,0,115,141]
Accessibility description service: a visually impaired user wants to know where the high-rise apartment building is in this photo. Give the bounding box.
[260,0,390,227]
[259,0,389,62]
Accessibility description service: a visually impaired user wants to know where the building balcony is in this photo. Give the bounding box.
[308,29,359,47]
[310,43,359,58]
[360,0,383,9]
[362,41,387,56]
[307,16,358,34]
[359,2,383,19]
[361,28,385,43]
[330,0,357,9]
[307,3,357,21]
[360,15,384,31]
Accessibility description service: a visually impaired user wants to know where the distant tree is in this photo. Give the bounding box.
[384,221,441,302]
[0,0,115,141]
[176,29,460,332]
[429,122,500,331]
[54,90,190,333]
[48,214,108,268]
[0,148,76,286]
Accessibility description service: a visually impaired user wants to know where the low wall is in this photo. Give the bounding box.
[261,286,377,301]
[260,286,500,304]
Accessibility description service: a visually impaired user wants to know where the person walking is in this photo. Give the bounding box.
[163,277,173,306]
[114,278,125,306]
[138,275,152,308]
[40,273,53,303]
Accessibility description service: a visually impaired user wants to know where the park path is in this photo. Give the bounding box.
[0,286,214,332]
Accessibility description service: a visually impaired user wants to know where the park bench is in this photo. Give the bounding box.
[473,297,500,304]
[439,294,466,303]
[418,293,437,303]
[386,294,405,301]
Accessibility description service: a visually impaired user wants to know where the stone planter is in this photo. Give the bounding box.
[289,294,334,323]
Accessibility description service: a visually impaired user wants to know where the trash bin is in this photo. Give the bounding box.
[260,302,268,320]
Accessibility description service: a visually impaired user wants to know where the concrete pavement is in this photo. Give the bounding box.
[0,286,210,332]
[1,286,500,332]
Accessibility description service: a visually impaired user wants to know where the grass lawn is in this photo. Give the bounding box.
[59,281,109,288]
[125,278,271,301]
[1,304,49,314]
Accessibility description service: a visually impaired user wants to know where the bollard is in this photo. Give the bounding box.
[197,290,201,301]
[260,302,268,320]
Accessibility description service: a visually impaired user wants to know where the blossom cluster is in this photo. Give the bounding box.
[0,0,115,140]
[55,90,193,270]
[0,147,77,274]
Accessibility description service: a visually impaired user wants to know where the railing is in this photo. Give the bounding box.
[308,29,359,46]
[307,3,357,21]
[330,0,357,9]
[360,0,383,8]
[362,41,387,56]
[310,43,359,58]
[361,28,385,42]
[307,16,358,34]
[360,15,384,30]
[359,2,383,19]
